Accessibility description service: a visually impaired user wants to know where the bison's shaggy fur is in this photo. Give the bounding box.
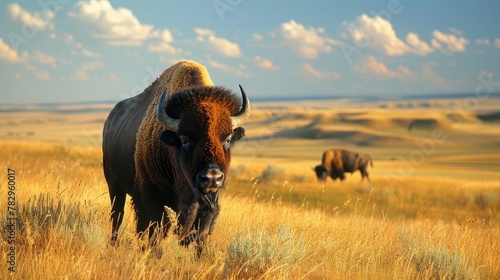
[103,60,249,254]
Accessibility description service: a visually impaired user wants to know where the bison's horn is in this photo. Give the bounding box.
[231,85,251,129]
[156,89,180,132]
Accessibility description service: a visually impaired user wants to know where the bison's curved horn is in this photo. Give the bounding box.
[156,89,180,132]
[231,85,251,129]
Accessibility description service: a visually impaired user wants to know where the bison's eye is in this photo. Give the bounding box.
[179,135,192,150]
[222,135,232,151]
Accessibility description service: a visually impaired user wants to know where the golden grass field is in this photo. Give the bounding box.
[1,96,499,279]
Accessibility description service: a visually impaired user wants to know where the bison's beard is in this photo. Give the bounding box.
[200,189,219,210]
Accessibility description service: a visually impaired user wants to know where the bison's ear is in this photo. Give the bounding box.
[232,127,245,142]
[160,130,179,146]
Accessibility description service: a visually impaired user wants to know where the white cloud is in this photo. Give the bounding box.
[449,27,463,36]
[149,41,179,54]
[406,33,433,56]
[82,49,100,58]
[432,30,469,52]
[431,39,442,49]
[421,64,450,89]
[475,39,490,45]
[346,14,438,57]
[107,72,118,81]
[71,49,101,58]
[70,0,178,53]
[63,34,82,48]
[149,29,180,54]
[346,14,409,56]
[7,3,55,30]
[281,20,338,59]
[254,56,279,70]
[1,37,57,80]
[194,28,242,58]
[49,33,83,48]
[25,63,51,80]
[70,0,152,45]
[31,50,57,68]
[0,38,25,63]
[72,60,106,81]
[253,33,263,42]
[194,28,215,39]
[300,63,341,79]
[495,38,500,48]
[207,60,250,77]
[354,56,414,78]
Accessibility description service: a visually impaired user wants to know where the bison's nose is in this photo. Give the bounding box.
[197,167,224,193]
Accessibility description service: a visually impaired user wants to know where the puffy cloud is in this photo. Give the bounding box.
[107,72,118,81]
[149,29,180,54]
[25,63,51,80]
[1,38,56,80]
[495,38,500,48]
[253,33,263,42]
[49,33,83,48]
[449,27,463,36]
[31,50,57,68]
[148,42,179,54]
[406,33,433,56]
[194,28,242,58]
[432,30,469,52]
[431,39,442,49]
[82,49,100,58]
[254,56,279,70]
[7,3,55,30]
[421,64,451,89]
[207,60,250,77]
[72,61,106,81]
[70,0,178,53]
[346,14,409,56]
[300,63,341,79]
[281,20,338,59]
[63,34,82,48]
[71,49,101,58]
[354,56,414,78]
[0,38,25,63]
[70,0,152,45]
[475,39,489,45]
[346,14,437,57]
[194,28,215,39]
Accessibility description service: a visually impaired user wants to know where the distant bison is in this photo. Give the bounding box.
[313,149,373,182]
[102,60,250,255]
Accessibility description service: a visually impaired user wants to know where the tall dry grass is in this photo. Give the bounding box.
[0,142,499,279]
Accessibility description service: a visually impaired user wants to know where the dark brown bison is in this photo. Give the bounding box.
[313,149,373,182]
[102,60,250,254]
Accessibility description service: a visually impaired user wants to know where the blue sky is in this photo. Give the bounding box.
[1,0,499,104]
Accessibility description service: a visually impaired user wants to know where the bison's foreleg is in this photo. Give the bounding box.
[195,207,219,256]
[178,201,200,245]
[132,190,169,246]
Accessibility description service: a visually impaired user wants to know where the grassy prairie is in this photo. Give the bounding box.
[1,96,499,279]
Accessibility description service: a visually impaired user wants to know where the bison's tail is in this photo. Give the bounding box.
[369,155,373,167]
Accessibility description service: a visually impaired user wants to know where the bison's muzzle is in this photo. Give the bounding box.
[197,164,224,193]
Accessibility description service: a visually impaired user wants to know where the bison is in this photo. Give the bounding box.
[313,149,373,182]
[102,60,250,254]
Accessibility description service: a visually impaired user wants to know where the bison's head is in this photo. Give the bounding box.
[313,165,329,182]
[156,85,249,205]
